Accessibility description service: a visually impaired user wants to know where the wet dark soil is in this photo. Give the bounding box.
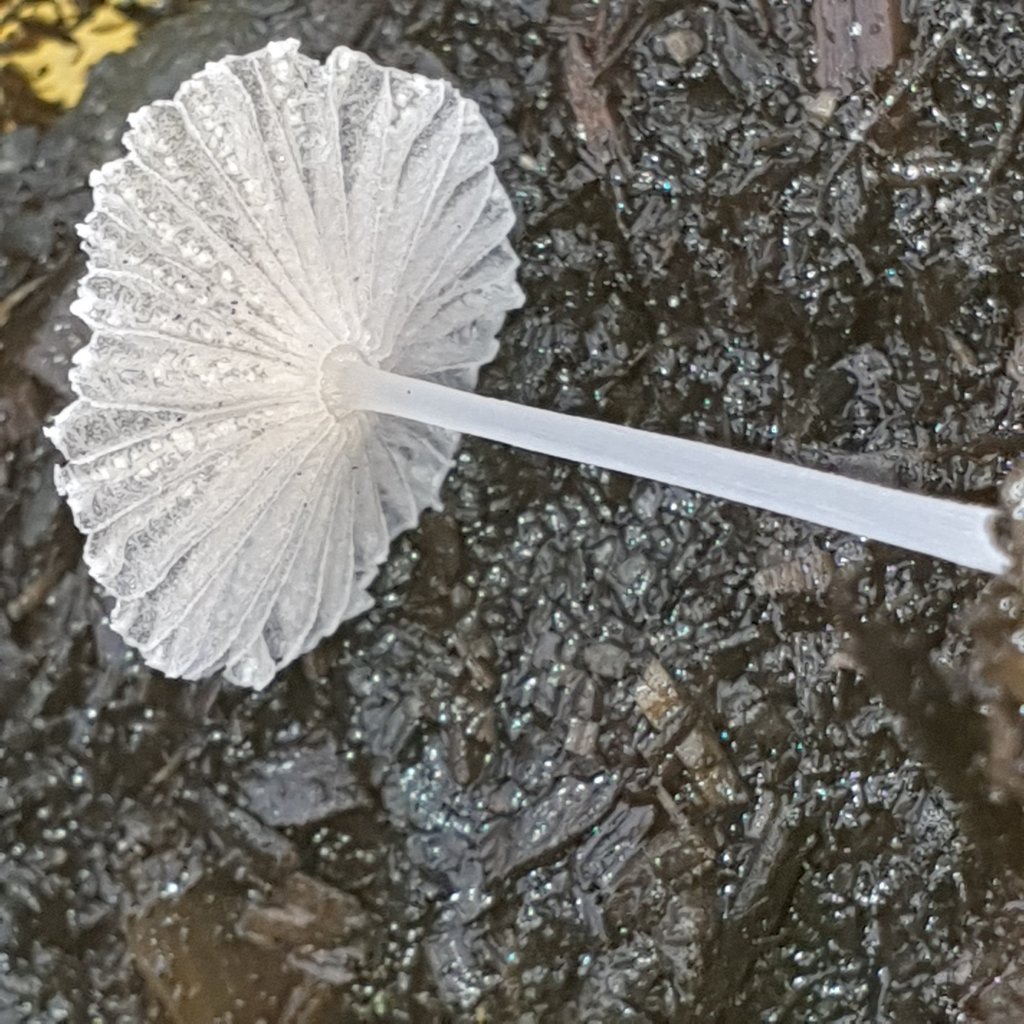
[4,0,1024,1020]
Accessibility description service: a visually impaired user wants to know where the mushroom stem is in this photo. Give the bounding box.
[342,361,1008,576]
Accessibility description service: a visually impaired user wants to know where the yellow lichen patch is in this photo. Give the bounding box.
[1,1,138,115]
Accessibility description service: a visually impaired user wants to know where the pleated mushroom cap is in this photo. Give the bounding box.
[46,39,524,688]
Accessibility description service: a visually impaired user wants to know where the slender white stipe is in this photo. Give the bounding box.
[339,360,1008,577]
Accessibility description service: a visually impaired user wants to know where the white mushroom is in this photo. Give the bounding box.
[46,39,1007,689]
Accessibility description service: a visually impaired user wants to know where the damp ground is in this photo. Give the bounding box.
[3,0,1024,1020]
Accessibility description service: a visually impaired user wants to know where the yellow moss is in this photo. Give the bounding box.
[1,1,139,110]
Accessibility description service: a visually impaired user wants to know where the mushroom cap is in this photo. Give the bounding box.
[46,39,524,688]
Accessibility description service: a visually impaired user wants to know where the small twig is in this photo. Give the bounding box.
[6,548,67,622]
[816,11,975,217]
[0,275,47,328]
[145,743,193,789]
[986,82,1024,183]
[593,341,653,403]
